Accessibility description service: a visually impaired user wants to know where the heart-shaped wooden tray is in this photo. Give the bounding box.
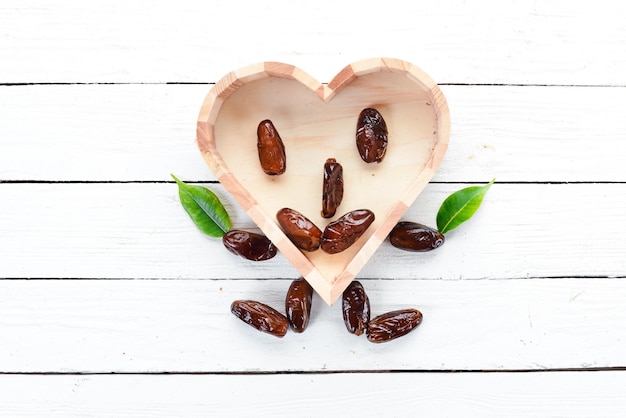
[197,58,449,305]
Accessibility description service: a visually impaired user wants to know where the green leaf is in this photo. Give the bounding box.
[436,179,495,234]
[171,174,231,237]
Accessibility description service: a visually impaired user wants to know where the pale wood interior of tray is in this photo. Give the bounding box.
[213,71,438,287]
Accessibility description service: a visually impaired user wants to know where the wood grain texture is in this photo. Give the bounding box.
[1,182,625,280]
[0,278,624,372]
[1,1,625,85]
[2,84,625,182]
[1,372,625,417]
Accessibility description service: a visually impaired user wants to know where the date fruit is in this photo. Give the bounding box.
[356,108,388,163]
[257,119,286,175]
[321,158,344,218]
[222,229,277,261]
[321,209,375,254]
[276,208,322,252]
[231,300,289,337]
[366,308,423,343]
[341,281,370,336]
[285,278,314,333]
[389,222,445,252]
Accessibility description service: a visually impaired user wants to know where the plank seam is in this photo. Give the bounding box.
[1,82,625,88]
[3,180,626,185]
[0,367,625,376]
[1,276,625,281]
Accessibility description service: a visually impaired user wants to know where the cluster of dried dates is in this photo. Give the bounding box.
[231,277,313,338]
[342,281,422,343]
[222,214,448,261]
[231,278,422,343]
[259,115,381,256]
[227,108,443,343]
[223,109,445,260]
[278,207,375,255]
[223,109,389,260]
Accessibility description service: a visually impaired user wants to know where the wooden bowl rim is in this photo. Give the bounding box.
[196,58,450,305]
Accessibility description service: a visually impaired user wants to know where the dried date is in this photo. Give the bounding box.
[389,222,445,252]
[285,278,314,333]
[356,108,388,163]
[222,229,277,261]
[341,281,370,336]
[276,208,322,252]
[366,308,423,343]
[231,300,289,337]
[321,209,375,254]
[321,158,344,218]
[257,119,286,175]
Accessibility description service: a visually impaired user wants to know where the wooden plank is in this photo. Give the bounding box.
[1,371,625,417]
[1,84,625,182]
[1,1,625,85]
[0,84,211,182]
[0,278,625,372]
[1,182,625,280]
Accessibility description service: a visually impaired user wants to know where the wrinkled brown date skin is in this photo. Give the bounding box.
[389,222,445,252]
[257,119,286,175]
[321,158,344,218]
[367,308,423,343]
[222,230,277,261]
[321,209,375,254]
[356,108,388,163]
[276,208,322,252]
[231,300,289,337]
[342,281,370,336]
[285,278,314,333]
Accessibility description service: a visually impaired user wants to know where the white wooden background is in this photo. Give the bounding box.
[1,0,626,416]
